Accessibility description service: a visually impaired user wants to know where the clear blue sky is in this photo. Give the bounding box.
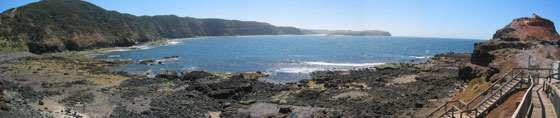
[1,0,559,39]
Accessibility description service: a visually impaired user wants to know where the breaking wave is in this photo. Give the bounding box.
[409,56,432,59]
[301,61,385,67]
[273,67,325,74]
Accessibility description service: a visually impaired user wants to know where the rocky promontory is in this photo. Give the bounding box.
[455,14,560,117]
[464,14,560,81]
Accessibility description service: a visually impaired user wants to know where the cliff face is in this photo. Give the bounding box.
[0,0,303,54]
[461,14,560,82]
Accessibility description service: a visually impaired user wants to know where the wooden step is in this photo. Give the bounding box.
[508,83,515,86]
[479,105,488,111]
[488,97,497,103]
[466,112,476,117]
[490,96,499,101]
[483,101,492,107]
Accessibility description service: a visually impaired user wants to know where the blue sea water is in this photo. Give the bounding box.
[96,35,483,82]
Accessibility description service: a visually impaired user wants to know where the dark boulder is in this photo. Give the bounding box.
[279,107,292,114]
[163,56,179,59]
[139,59,157,65]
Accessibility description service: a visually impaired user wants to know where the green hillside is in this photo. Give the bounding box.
[0,0,303,53]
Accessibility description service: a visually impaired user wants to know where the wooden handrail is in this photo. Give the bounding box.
[473,70,523,109]
[426,68,555,118]
[511,74,534,118]
[426,69,516,118]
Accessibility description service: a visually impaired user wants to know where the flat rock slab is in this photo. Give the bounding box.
[386,74,418,86]
[237,103,339,117]
[332,91,370,100]
[0,52,33,63]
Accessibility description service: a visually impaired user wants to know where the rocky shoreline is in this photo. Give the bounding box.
[0,46,471,117]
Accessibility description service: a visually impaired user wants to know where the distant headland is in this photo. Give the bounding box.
[304,30,391,36]
[0,0,390,54]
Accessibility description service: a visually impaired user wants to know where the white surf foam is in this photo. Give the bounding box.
[301,61,385,67]
[107,45,152,52]
[107,55,120,57]
[274,67,325,74]
[130,45,151,50]
[409,56,433,59]
[167,41,181,45]
[107,49,132,52]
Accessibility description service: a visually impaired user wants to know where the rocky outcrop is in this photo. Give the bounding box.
[458,63,498,81]
[462,14,560,82]
[493,14,560,41]
[471,40,531,66]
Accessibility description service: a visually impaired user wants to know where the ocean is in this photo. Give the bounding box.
[96,35,483,83]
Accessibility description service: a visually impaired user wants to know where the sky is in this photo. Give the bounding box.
[1,0,559,39]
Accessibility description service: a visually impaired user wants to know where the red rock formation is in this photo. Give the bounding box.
[463,15,560,82]
[493,14,560,41]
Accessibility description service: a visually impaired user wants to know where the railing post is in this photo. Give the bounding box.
[445,104,447,116]
[512,69,514,79]
[451,108,454,118]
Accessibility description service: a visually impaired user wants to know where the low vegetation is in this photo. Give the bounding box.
[0,0,303,54]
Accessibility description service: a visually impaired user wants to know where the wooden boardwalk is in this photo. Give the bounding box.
[531,79,557,118]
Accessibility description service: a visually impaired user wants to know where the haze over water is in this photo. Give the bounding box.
[96,35,482,82]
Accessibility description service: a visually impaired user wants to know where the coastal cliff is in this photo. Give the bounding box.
[0,0,303,54]
[462,14,560,81]
[456,14,560,117]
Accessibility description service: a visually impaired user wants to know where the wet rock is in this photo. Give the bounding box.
[188,76,254,99]
[279,107,292,114]
[415,103,424,108]
[0,81,8,111]
[374,64,399,70]
[155,70,179,80]
[139,59,157,65]
[163,56,179,59]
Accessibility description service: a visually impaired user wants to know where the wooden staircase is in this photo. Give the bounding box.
[427,69,526,118]
[475,77,520,113]
[440,76,522,118]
